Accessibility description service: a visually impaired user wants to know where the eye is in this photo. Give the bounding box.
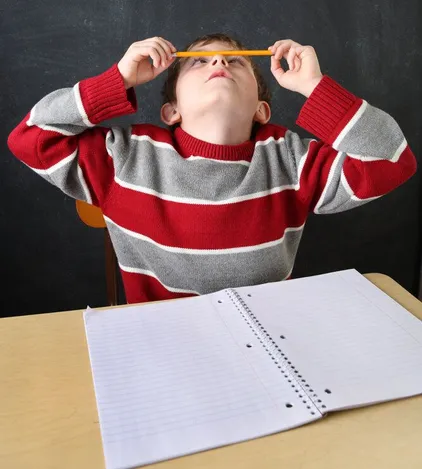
[192,57,207,65]
[228,57,245,65]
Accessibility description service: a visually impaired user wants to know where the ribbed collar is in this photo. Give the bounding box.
[174,126,256,161]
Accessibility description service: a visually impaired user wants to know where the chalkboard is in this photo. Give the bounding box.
[2,0,421,316]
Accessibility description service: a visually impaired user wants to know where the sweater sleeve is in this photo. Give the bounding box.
[7,64,137,207]
[285,75,417,214]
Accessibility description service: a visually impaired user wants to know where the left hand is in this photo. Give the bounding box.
[268,40,323,98]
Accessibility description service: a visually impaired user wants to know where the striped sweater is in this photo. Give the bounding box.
[7,64,417,304]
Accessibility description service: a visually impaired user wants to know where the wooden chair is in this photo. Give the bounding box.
[76,200,118,305]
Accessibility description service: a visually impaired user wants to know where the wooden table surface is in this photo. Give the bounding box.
[1,273,422,469]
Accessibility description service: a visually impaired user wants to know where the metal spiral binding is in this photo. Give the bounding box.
[226,288,326,416]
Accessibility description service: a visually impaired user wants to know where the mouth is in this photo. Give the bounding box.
[207,70,234,82]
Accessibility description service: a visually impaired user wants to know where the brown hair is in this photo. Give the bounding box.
[161,32,271,134]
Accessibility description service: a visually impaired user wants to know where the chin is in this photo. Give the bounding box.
[202,89,239,106]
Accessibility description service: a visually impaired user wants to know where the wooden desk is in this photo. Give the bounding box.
[1,273,422,469]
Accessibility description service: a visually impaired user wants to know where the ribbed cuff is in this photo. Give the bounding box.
[78,64,138,124]
[296,75,361,144]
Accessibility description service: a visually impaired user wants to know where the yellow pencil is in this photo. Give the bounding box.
[172,50,273,58]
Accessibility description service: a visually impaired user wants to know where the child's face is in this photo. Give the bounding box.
[173,41,261,124]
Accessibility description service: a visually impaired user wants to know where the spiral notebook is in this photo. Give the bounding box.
[83,269,422,469]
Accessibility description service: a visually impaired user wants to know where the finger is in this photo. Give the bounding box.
[135,41,168,67]
[163,38,177,53]
[294,45,316,61]
[270,55,284,76]
[153,56,176,76]
[155,37,175,62]
[268,41,286,57]
[151,38,171,66]
[273,43,290,62]
[286,46,297,71]
[269,39,302,52]
[149,47,162,68]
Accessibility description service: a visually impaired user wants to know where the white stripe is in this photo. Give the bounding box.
[38,124,76,136]
[131,134,176,150]
[346,138,408,163]
[73,82,95,128]
[77,165,93,204]
[314,151,344,214]
[390,138,408,163]
[186,155,250,167]
[332,101,367,149]
[114,176,298,205]
[351,194,380,202]
[26,107,36,127]
[30,150,77,176]
[119,264,201,295]
[297,140,315,182]
[104,215,305,255]
[340,170,354,197]
[255,136,285,147]
[105,130,113,157]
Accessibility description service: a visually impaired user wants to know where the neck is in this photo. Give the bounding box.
[180,113,254,145]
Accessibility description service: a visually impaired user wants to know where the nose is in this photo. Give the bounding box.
[211,55,229,67]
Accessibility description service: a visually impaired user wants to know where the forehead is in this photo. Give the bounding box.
[189,41,237,52]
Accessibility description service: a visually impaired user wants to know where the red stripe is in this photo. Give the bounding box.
[344,145,417,199]
[299,140,340,210]
[7,113,45,170]
[121,270,196,304]
[38,131,79,168]
[255,123,288,141]
[104,184,308,249]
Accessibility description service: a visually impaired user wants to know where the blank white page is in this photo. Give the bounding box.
[232,269,422,414]
[84,292,319,469]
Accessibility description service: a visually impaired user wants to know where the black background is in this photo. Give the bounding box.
[2,0,421,316]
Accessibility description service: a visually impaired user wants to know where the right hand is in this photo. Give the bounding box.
[117,37,177,89]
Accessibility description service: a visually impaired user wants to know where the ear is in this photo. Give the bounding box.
[253,101,271,125]
[161,102,182,126]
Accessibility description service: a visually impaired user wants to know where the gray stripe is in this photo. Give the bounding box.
[40,158,90,202]
[338,103,404,159]
[114,137,300,201]
[105,126,133,170]
[31,88,88,134]
[284,130,315,176]
[318,185,373,213]
[106,222,304,294]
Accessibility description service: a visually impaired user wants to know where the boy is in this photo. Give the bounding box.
[7,33,417,304]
